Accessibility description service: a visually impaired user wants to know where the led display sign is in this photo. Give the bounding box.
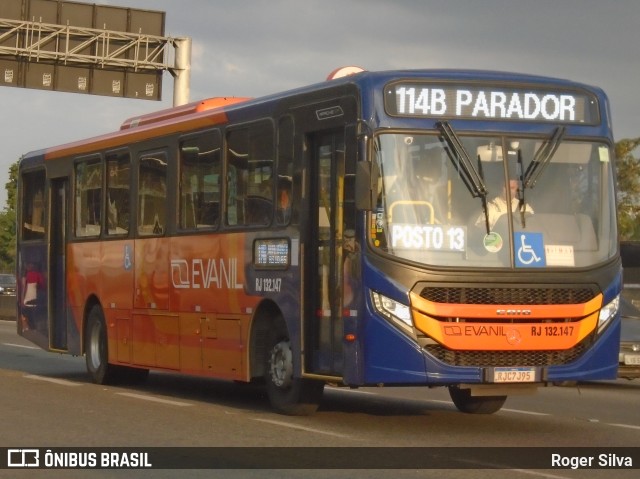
[254,238,290,268]
[385,81,599,124]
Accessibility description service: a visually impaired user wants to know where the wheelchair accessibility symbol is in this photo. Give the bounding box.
[124,244,133,271]
[515,232,546,268]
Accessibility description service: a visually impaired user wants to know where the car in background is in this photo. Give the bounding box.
[619,297,640,379]
[0,274,16,295]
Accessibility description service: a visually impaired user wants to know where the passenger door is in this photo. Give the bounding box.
[306,129,351,376]
[50,178,68,351]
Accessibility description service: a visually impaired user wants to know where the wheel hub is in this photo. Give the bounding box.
[88,322,102,371]
[269,340,293,388]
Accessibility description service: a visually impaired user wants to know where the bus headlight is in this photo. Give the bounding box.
[371,291,413,333]
[598,294,619,333]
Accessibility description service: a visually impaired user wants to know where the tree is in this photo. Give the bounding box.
[0,162,18,272]
[616,138,640,240]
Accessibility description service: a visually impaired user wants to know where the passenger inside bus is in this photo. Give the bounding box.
[276,182,292,224]
[107,195,118,232]
[342,228,360,309]
[476,176,533,230]
[20,260,45,332]
[22,188,45,240]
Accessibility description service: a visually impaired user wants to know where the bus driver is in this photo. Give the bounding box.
[477,177,533,230]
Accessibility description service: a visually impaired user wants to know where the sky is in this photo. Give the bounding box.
[1,0,639,208]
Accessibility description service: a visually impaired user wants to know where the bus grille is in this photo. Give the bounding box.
[423,341,590,368]
[419,286,596,305]
[416,285,599,367]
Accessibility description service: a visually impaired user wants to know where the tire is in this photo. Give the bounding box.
[85,305,149,385]
[448,386,507,414]
[265,330,324,416]
[85,305,116,384]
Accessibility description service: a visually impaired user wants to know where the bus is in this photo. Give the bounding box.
[16,68,621,415]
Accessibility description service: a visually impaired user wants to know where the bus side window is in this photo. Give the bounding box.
[21,169,46,241]
[106,150,130,236]
[138,152,167,236]
[226,128,247,226]
[179,130,221,230]
[226,121,274,227]
[277,116,294,226]
[75,158,102,237]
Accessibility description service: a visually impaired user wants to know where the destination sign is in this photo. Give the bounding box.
[385,82,598,124]
[254,238,290,268]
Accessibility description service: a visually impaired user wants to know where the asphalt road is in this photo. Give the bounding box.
[0,319,638,479]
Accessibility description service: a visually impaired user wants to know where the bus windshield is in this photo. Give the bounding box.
[371,132,617,268]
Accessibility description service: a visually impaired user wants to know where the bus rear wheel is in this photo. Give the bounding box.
[85,305,148,385]
[265,335,324,416]
[448,386,507,414]
[85,305,116,384]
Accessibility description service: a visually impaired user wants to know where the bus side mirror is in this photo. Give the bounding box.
[355,160,378,211]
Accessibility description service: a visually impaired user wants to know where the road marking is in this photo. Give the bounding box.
[24,374,83,387]
[456,458,571,478]
[501,408,550,416]
[3,342,39,350]
[508,469,572,479]
[250,418,350,438]
[606,422,640,431]
[423,399,454,405]
[330,388,454,405]
[455,457,571,478]
[115,392,192,407]
[327,387,376,395]
[335,388,557,413]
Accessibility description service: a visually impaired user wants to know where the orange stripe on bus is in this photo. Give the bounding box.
[409,291,602,350]
[413,309,597,350]
[409,291,602,320]
[44,111,230,161]
[120,97,250,129]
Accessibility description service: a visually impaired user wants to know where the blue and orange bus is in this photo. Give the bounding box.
[17,68,621,415]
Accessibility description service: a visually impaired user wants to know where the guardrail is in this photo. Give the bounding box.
[0,294,17,320]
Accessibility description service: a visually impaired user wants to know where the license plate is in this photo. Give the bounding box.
[492,367,537,383]
[624,355,640,365]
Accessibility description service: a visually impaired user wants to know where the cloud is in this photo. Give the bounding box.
[1,0,639,209]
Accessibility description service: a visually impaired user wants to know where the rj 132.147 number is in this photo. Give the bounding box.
[531,325,574,337]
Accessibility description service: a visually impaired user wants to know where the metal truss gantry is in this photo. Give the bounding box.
[0,17,191,105]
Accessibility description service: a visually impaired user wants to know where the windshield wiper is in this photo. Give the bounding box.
[438,121,488,198]
[515,148,527,227]
[437,121,491,233]
[523,126,566,189]
[516,126,566,228]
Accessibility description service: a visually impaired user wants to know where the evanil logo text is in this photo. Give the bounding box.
[171,258,243,290]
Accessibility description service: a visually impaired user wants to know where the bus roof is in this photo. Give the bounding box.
[119,97,251,130]
[40,98,247,161]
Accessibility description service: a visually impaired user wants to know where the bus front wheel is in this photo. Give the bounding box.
[265,335,324,415]
[448,386,507,414]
